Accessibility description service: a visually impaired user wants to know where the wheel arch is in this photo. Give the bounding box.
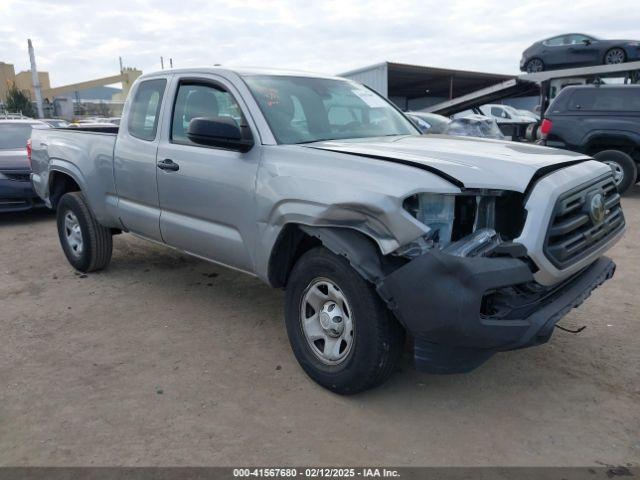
[584,132,640,157]
[267,224,391,289]
[48,169,82,209]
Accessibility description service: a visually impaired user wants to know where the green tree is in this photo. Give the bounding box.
[4,82,35,117]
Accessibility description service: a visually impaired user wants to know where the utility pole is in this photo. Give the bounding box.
[160,56,164,69]
[27,39,44,118]
[119,56,123,73]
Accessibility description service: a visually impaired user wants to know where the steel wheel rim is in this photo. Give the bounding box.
[300,277,354,366]
[527,59,543,72]
[604,161,624,185]
[64,211,83,257]
[605,49,625,64]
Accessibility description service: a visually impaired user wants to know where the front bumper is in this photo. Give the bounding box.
[626,45,640,61]
[378,251,615,374]
[0,176,44,213]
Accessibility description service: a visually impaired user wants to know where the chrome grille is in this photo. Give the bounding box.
[545,174,624,269]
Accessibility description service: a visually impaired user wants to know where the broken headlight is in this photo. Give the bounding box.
[400,190,526,258]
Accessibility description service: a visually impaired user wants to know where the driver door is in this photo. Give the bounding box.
[155,75,261,273]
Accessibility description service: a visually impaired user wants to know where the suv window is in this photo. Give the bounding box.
[569,89,640,112]
[128,79,166,141]
[171,83,244,144]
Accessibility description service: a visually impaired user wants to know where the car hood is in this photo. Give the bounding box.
[302,135,589,192]
[0,148,29,172]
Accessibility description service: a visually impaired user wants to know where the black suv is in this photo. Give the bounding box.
[541,85,640,193]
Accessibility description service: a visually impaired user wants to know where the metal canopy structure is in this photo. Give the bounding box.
[385,62,513,100]
[339,62,514,110]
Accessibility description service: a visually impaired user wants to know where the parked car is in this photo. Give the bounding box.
[479,104,536,124]
[42,118,69,128]
[521,33,640,73]
[541,84,640,194]
[0,119,49,212]
[517,109,540,122]
[405,112,450,134]
[444,114,506,139]
[106,117,121,126]
[30,68,624,393]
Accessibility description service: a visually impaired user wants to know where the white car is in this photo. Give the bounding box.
[479,104,536,124]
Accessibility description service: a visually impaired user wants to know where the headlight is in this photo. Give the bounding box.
[401,190,526,257]
[403,193,456,245]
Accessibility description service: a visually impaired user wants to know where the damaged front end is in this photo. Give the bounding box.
[302,186,617,375]
[374,189,616,374]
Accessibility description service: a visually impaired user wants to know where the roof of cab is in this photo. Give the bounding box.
[138,66,345,81]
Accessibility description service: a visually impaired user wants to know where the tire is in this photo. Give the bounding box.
[593,150,637,195]
[604,48,626,65]
[56,192,113,272]
[284,246,404,394]
[525,58,544,73]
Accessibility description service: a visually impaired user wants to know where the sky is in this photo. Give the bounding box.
[1,0,639,88]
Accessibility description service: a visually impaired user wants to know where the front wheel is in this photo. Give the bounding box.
[57,192,113,272]
[593,150,637,194]
[284,247,404,394]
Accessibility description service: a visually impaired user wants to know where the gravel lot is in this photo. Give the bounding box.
[1,187,639,467]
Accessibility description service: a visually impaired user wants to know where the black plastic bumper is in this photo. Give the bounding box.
[0,178,43,213]
[378,251,616,374]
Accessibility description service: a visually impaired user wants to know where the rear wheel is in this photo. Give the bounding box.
[284,247,404,394]
[57,192,113,272]
[604,48,626,65]
[525,58,544,73]
[593,150,637,194]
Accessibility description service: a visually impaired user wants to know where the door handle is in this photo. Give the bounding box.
[157,159,179,172]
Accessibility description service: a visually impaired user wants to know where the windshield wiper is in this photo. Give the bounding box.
[294,137,339,145]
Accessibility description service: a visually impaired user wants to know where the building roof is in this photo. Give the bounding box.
[388,62,514,99]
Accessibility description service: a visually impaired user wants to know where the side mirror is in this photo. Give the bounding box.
[582,39,591,46]
[186,117,254,152]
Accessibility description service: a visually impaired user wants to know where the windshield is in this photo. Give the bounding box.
[243,75,418,144]
[0,123,35,150]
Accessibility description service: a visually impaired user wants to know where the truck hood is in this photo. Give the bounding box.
[304,135,588,192]
[0,148,29,172]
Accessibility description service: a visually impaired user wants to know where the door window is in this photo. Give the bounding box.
[128,79,166,141]
[171,83,244,144]
[566,34,591,45]
[490,107,504,118]
[543,36,564,46]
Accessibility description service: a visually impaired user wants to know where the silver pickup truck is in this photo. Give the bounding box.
[30,68,625,393]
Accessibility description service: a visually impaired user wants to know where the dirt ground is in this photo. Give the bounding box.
[1,187,639,467]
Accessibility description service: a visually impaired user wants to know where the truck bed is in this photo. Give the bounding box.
[30,127,118,224]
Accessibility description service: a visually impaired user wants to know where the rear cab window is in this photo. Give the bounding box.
[128,79,167,141]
